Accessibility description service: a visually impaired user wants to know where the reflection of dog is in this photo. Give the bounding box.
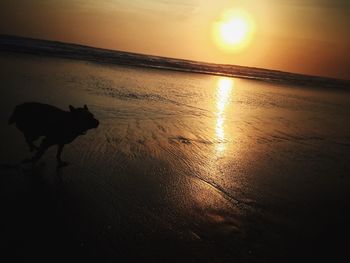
[8,102,99,167]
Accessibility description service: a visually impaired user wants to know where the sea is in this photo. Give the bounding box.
[1,48,350,262]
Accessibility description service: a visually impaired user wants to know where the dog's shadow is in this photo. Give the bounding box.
[0,160,68,177]
[0,163,21,171]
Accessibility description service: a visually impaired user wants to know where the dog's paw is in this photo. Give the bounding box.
[21,158,34,164]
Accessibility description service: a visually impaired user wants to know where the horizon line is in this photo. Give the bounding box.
[0,33,349,83]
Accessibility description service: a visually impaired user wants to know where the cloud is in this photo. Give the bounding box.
[115,0,198,20]
[276,0,350,9]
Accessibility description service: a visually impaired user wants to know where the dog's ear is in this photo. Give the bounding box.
[69,105,75,112]
[84,104,89,110]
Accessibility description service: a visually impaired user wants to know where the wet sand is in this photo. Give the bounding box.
[1,53,350,262]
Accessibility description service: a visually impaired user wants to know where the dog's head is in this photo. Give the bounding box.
[69,104,99,134]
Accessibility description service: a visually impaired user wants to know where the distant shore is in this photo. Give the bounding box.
[1,34,349,89]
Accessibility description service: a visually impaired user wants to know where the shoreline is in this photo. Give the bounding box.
[1,34,349,89]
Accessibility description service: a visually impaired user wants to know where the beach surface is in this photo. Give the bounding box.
[1,52,350,262]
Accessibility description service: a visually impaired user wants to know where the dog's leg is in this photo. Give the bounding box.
[56,144,69,168]
[24,134,39,152]
[25,137,53,164]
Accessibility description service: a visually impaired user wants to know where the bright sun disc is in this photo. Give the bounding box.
[220,19,248,44]
[213,9,255,52]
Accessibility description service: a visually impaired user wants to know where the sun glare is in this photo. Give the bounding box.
[213,9,255,52]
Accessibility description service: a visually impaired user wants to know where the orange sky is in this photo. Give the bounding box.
[1,0,349,79]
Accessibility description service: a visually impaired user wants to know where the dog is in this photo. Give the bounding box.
[8,102,99,167]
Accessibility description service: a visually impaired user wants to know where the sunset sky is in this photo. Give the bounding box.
[1,0,349,79]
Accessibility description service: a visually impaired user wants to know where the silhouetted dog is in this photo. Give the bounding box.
[8,102,99,167]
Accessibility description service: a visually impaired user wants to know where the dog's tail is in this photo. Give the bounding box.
[8,106,17,125]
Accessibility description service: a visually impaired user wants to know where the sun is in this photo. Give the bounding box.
[220,18,248,45]
[213,9,255,52]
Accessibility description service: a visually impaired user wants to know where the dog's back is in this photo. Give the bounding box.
[9,102,68,136]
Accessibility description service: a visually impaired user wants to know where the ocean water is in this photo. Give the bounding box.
[1,53,350,262]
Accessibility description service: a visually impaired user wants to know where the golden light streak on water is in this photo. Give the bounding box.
[215,78,233,154]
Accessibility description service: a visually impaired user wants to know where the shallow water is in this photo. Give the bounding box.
[1,53,350,262]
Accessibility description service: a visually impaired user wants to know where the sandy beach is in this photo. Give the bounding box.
[1,52,350,262]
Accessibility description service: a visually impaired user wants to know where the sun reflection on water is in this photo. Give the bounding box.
[216,78,233,153]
